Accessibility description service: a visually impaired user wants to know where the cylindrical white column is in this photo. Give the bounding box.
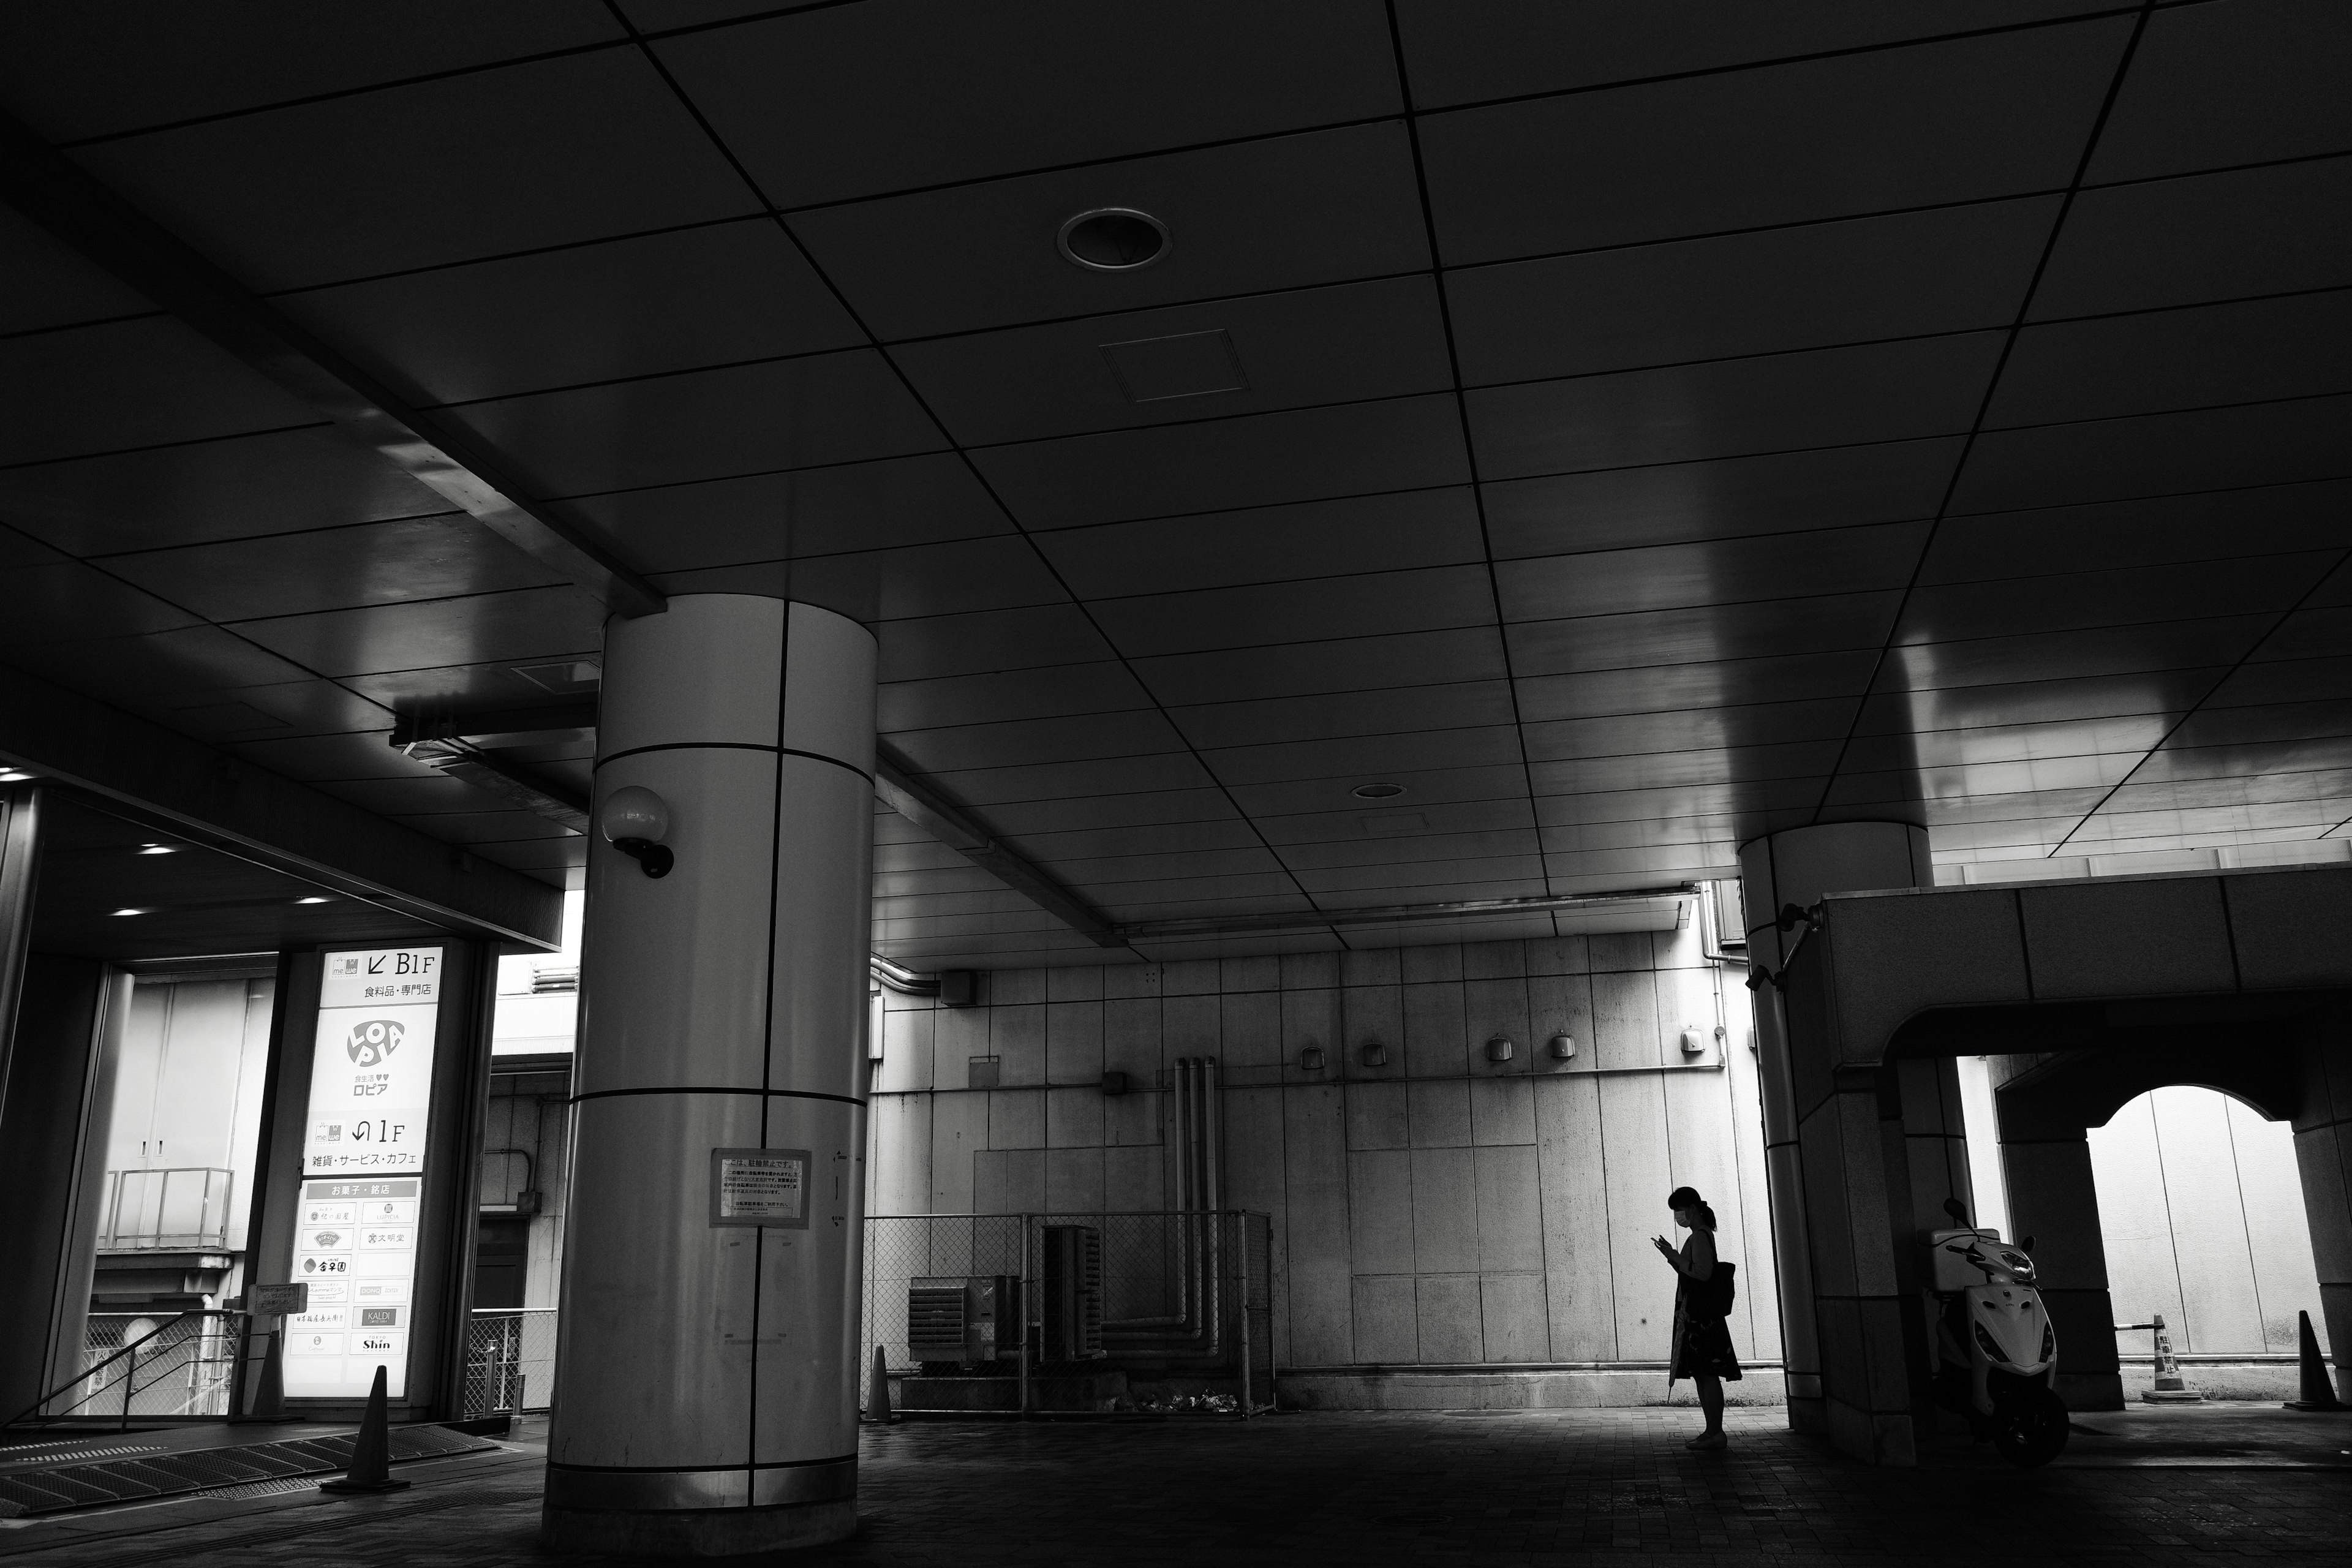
[1736,820,1931,1431]
[545,596,875,1556]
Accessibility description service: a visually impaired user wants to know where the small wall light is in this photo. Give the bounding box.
[1680,1027,1708,1056]
[1549,1033,1575,1061]
[1486,1035,1514,1063]
[600,784,673,878]
[1360,1040,1389,1068]
[1298,1046,1327,1072]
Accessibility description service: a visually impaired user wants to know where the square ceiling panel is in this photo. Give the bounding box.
[0,316,318,467]
[72,49,758,292]
[279,219,865,407]
[787,123,1428,340]
[100,514,565,621]
[888,275,1452,446]
[2085,0,2350,184]
[1037,488,1482,599]
[1418,21,2130,264]
[658,0,1399,207]
[227,583,607,678]
[435,349,944,499]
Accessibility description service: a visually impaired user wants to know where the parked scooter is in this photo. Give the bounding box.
[1928,1197,2069,1466]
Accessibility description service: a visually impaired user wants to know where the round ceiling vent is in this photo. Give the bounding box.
[1351,782,1406,799]
[1058,208,1170,271]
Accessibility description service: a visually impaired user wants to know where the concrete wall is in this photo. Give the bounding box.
[867,922,1781,1395]
[2089,1085,2327,1355]
[479,1064,571,1311]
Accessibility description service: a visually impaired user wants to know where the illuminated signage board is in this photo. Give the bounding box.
[284,947,440,1399]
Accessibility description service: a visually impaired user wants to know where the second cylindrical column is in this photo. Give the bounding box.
[546,595,875,1555]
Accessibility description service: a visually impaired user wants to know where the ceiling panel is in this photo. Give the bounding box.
[1507,591,1904,675]
[226,584,608,678]
[102,515,565,621]
[0,561,200,646]
[1523,698,1862,763]
[2084,0,2350,184]
[437,349,944,500]
[1,624,312,702]
[981,787,1238,839]
[660,0,1396,207]
[0,429,451,556]
[0,206,155,336]
[973,393,1469,530]
[1467,334,2001,481]
[654,535,1068,626]
[890,276,1453,447]
[786,123,1428,341]
[2030,156,2352,321]
[1171,680,1518,752]
[1419,21,2128,264]
[1872,617,2277,693]
[281,219,865,407]
[1518,651,1880,723]
[1093,564,1494,660]
[0,317,320,467]
[1257,795,1537,847]
[1895,554,2338,646]
[1201,723,1525,788]
[1985,290,2352,430]
[0,2,624,143]
[1926,480,2351,581]
[1037,488,1482,600]
[1276,827,1543,872]
[72,49,758,293]
[1854,669,2222,733]
[876,604,1117,684]
[1496,522,1930,624]
[1225,762,1528,821]
[1450,199,2052,386]
[886,709,1186,774]
[557,452,1011,573]
[1482,438,1957,559]
[137,677,394,744]
[1948,393,2352,514]
[923,752,1219,809]
[1393,0,2108,107]
[1132,627,1509,707]
[880,662,1152,734]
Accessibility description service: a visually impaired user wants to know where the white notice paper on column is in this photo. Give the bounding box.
[287,947,443,1400]
[710,1148,811,1228]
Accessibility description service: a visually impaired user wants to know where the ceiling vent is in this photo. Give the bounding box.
[1100,329,1246,404]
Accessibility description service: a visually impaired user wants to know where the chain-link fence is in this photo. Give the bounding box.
[42,1311,246,1420]
[461,1308,558,1418]
[861,1212,1272,1417]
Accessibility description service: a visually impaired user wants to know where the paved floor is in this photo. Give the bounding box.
[0,1404,2345,1566]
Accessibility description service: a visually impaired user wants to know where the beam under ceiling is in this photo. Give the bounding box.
[0,110,665,619]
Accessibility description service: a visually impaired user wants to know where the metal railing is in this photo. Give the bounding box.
[6,1311,248,1428]
[862,1212,1273,1417]
[96,1167,235,1251]
[461,1308,559,1418]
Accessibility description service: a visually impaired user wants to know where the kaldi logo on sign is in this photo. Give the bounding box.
[347,1019,404,1066]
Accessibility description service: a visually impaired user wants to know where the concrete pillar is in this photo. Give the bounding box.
[1738,821,1932,1456]
[545,598,876,1556]
[2293,1035,2352,1401]
[1993,1085,2122,1411]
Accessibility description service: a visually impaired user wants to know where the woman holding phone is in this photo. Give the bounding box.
[1652,1184,1741,1449]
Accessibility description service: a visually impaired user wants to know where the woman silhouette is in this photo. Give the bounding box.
[1652,1184,1741,1448]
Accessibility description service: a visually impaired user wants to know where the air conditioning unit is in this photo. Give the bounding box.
[907,1275,1017,1369]
[1040,1225,1104,1362]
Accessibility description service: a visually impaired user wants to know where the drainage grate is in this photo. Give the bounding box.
[0,1444,167,1467]
[0,1425,497,1518]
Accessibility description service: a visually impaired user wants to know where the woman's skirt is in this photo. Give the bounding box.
[1670,1284,1743,1381]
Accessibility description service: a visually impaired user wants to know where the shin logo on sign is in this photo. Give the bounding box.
[347,1018,404,1066]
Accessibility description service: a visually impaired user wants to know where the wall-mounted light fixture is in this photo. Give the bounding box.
[1360,1040,1388,1068]
[1680,1027,1708,1056]
[600,784,673,878]
[1298,1046,1327,1072]
[1486,1035,1514,1063]
[1549,1034,1575,1060]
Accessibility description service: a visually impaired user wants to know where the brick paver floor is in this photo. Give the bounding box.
[2,1404,2346,1566]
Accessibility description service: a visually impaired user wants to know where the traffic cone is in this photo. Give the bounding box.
[244,1329,287,1422]
[869,1346,895,1424]
[2284,1310,2344,1412]
[320,1365,411,1493]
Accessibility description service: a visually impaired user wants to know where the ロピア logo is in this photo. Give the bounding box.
[347,1019,405,1066]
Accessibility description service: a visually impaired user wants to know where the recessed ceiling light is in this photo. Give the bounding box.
[293,896,331,905]
[1058,208,1169,271]
[136,843,178,855]
[111,908,151,917]
[1351,782,1406,800]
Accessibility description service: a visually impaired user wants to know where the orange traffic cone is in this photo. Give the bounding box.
[320,1365,411,1493]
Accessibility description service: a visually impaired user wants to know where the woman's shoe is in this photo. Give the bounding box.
[1685,1431,1727,1450]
